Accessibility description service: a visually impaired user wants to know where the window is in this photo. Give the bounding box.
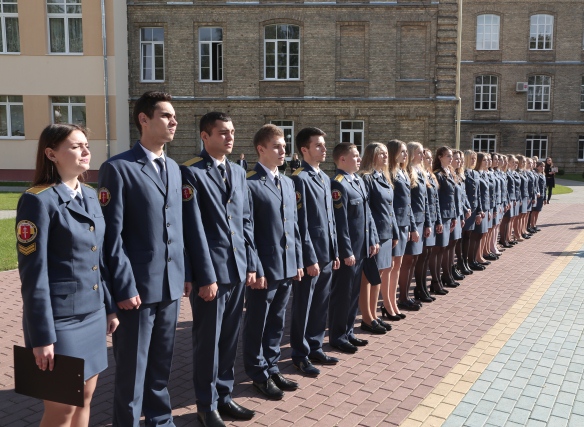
[264,24,299,80]
[581,76,584,111]
[51,96,85,126]
[578,136,584,161]
[340,121,364,153]
[525,135,548,159]
[530,14,553,50]
[474,76,498,110]
[0,0,19,53]
[47,0,82,54]
[0,95,24,138]
[472,135,496,153]
[140,27,164,82]
[270,120,294,159]
[199,27,223,82]
[476,14,500,50]
[527,76,551,111]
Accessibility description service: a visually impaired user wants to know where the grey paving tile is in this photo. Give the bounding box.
[546,415,569,427]
[525,419,548,427]
[515,396,537,412]
[540,383,560,397]
[535,392,557,409]
[465,411,489,426]
[569,414,584,425]
[472,379,492,393]
[489,377,510,391]
[482,388,504,403]
[485,410,509,425]
[551,402,572,420]
[451,402,475,418]
[572,400,584,416]
[507,407,531,425]
[556,391,576,407]
[530,403,553,422]
[473,400,496,416]
[442,414,466,427]
[560,380,579,394]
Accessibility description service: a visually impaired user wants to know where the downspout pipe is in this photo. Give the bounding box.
[101,0,111,158]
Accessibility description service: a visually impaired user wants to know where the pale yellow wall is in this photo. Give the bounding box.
[22,95,51,141]
[86,95,117,140]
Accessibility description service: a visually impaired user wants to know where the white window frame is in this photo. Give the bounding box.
[530,14,553,50]
[527,75,551,111]
[199,27,223,82]
[578,136,584,161]
[340,120,364,154]
[525,135,548,159]
[264,24,300,80]
[270,120,295,161]
[140,27,165,82]
[472,135,496,153]
[0,95,24,138]
[474,75,498,110]
[476,14,500,50]
[46,0,83,54]
[51,96,86,127]
[0,0,19,54]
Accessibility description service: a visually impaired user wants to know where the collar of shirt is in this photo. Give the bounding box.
[258,161,279,183]
[61,182,83,200]
[139,143,166,173]
[209,155,227,169]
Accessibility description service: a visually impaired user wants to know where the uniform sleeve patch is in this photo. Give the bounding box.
[295,191,301,203]
[18,243,36,256]
[182,184,194,201]
[16,220,37,244]
[98,188,111,206]
[246,171,257,179]
[292,167,304,176]
[332,189,342,202]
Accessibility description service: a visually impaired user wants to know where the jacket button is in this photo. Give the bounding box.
[168,257,172,262]
[285,245,289,249]
[168,239,172,244]
[283,218,287,222]
[91,246,97,251]
[165,204,169,209]
[227,199,232,203]
[285,232,288,235]
[231,231,235,235]
[228,215,232,220]
[233,247,237,252]
[166,223,170,227]
[89,226,94,232]
[93,284,98,290]
[92,265,98,271]
[283,204,286,208]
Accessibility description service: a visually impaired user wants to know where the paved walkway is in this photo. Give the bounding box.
[0,186,583,426]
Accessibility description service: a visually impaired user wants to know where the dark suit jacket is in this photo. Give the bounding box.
[362,171,399,242]
[98,143,186,304]
[410,169,431,225]
[464,169,483,214]
[236,159,248,171]
[392,169,416,229]
[435,170,457,220]
[425,172,443,227]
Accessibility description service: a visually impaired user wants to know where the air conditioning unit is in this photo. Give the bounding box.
[516,82,528,92]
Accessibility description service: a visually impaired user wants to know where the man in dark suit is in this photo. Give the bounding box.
[243,124,304,400]
[181,112,258,427]
[290,127,340,376]
[98,91,188,426]
[236,153,248,171]
[329,143,379,354]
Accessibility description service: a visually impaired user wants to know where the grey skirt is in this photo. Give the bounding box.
[375,238,393,270]
[436,219,452,247]
[450,216,463,241]
[404,221,424,256]
[425,224,438,247]
[392,225,409,257]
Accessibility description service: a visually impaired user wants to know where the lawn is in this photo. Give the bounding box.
[0,192,22,210]
[554,184,573,195]
[558,173,584,182]
[0,218,17,271]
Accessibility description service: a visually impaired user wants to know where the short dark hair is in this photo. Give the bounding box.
[333,142,356,164]
[253,124,284,152]
[295,127,326,156]
[199,111,232,136]
[133,91,172,135]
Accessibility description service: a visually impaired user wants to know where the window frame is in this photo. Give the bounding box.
[472,135,496,154]
[476,14,500,51]
[474,75,498,110]
[270,120,295,160]
[578,136,584,161]
[339,120,365,154]
[527,75,551,111]
[525,135,548,159]
[0,0,19,54]
[199,27,223,82]
[264,24,300,81]
[0,95,24,139]
[50,96,86,127]
[46,0,83,55]
[140,27,165,83]
[529,14,554,51]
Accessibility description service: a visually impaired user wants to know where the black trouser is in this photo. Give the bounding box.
[547,185,553,202]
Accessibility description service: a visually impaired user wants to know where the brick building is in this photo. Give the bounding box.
[460,0,584,172]
[127,0,461,171]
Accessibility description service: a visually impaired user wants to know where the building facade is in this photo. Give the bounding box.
[460,0,584,171]
[0,0,129,181]
[127,0,461,172]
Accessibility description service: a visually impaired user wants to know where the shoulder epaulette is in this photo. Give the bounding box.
[25,185,52,195]
[183,156,203,167]
[292,167,304,176]
[334,174,344,182]
[82,183,97,191]
[246,171,257,179]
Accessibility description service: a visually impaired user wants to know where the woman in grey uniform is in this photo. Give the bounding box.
[462,150,484,272]
[16,124,118,426]
[530,161,546,230]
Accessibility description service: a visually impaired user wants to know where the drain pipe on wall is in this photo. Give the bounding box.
[101,0,111,159]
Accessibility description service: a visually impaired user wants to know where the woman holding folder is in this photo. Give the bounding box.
[16,124,118,426]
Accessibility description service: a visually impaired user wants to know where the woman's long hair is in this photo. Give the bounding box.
[464,150,476,170]
[432,146,452,174]
[423,148,437,188]
[360,142,391,184]
[406,141,425,188]
[474,152,488,172]
[453,149,465,180]
[33,124,88,186]
[386,139,406,182]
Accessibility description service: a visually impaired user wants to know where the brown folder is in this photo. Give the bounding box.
[13,345,85,407]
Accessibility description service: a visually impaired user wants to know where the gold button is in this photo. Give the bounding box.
[228,215,232,220]
[233,247,237,252]
[283,204,286,208]
[89,226,94,232]
[93,284,98,290]
[92,265,98,271]
[231,231,235,235]
[285,245,289,249]
[283,218,287,222]
[91,246,97,251]
[228,199,232,203]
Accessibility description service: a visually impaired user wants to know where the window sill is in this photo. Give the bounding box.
[0,136,26,140]
[199,80,224,83]
[140,80,165,83]
[47,52,84,56]
[262,79,302,82]
[0,52,20,55]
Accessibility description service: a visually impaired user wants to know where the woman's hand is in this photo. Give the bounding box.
[33,344,54,371]
[107,313,119,335]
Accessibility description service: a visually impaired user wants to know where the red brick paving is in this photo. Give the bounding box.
[0,204,581,426]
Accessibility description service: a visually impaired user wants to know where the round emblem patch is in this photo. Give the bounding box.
[332,189,342,202]
[295,191,301,203]
[182,184,194,201]
[16,220,37,244]
[98,187,111,206]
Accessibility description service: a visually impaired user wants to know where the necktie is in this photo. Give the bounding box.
[274,174,281,190]
[218,164,230,192]
[155,158,167,188]
[74,193,87,211]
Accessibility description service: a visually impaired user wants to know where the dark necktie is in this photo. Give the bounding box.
[74,193,87,211]
[155,158,167,188]
[274,174,281,190]
[218,164,230,192]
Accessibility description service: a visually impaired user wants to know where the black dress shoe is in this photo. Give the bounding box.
[397,300,421,311]
[414,287,433,303]
[430,281,448,295]
[478,260,491,266]
[452,265,465,280]
[510,240,518,245]
[462,260,473,274]
[271,373,298,391]
[380,305,401,321]
[361,320,386,334]
[331,341,358,354]
[469,261,485,271]
[376,317,393,331]
[397,312,407,319]
[441,276,460,288]
[198,410,226,427]
[217,401,255,421]
[293,359,320,376]
[522,234,531,239]
[502,242,513,248]
[309,351,339,365]
[253,378,284,400]
[485,253,498,261]
[348,336,368,346]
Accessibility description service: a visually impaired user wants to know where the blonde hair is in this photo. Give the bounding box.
[422,148,436,188]
[406,141,425,188]
[360,142,391,184]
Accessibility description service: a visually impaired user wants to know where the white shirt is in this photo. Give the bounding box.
[63,182,83,200]
[140,143,166,173]
[258,162,279,184]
